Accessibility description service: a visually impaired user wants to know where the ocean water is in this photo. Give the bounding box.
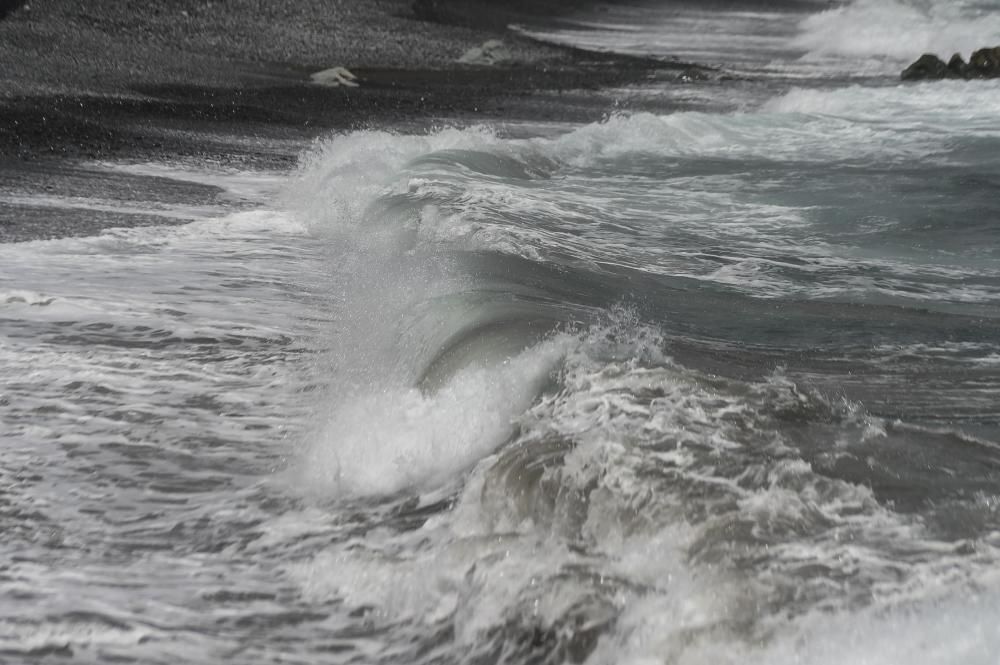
[2,0,1000,663]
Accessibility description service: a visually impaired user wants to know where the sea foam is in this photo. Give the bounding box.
[285,126,502,235]
[792,0,1000,62]
[296,337,567,499]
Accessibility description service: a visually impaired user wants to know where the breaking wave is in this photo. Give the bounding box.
[792,0,1000,63]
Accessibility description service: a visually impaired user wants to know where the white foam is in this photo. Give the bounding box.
[512,0,1000,79]
[765,79,1000,123]
[513,5,804,73]
[545,109,929,166]
[293,546,462,622]
[556,77,1000,164]
[295,338,568,499]
[672,588,1000,665]
[282,305,1000,662]
[1,290,56,307]
[276,104,1000,317]
[0,616,151,654]
[286,126,502,236]
[793,0,1000,64]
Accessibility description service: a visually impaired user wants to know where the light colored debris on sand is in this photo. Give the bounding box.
[310,66,359,87]
[458,40,512,66]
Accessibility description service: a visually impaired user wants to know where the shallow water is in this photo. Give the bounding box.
[2,0,1000,663]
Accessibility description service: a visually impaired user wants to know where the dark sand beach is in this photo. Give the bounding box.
[0,0,702,240]
[0,0,699,163]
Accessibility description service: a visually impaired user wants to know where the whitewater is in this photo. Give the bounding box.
[1,0,999,662]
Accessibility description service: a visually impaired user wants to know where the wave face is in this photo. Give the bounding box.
[274,75,1000,662]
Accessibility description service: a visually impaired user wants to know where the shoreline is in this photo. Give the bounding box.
[0,0,708,164]
[0,0,713,241]
[0,60,689,163]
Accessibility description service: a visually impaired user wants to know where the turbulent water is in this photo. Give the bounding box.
[2,0,1000,663]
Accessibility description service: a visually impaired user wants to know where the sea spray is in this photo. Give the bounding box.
[793,0,1000,63]
[286,127,569,498]
[296,337,567,498]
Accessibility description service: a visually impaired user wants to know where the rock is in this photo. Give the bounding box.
[678,67,708,83]
[947,53,967,78]
[902,46,1000,80]
[968,46,1000,78]
[900,54,953,81]
[310,67,359,88]
[458,39,512,66]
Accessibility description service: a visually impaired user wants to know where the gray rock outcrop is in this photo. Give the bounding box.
[902,46,1000,80]
[969,46,1000,77]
